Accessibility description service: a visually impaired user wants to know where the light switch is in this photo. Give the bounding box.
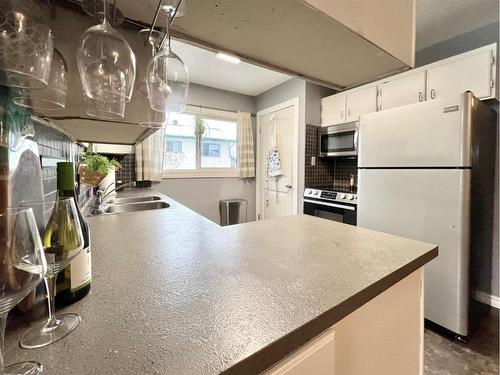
[311,156,316,166]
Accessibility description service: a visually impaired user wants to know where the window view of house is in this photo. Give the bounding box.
[163,111,237,172]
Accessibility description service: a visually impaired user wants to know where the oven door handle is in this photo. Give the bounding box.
[302,199,356,211]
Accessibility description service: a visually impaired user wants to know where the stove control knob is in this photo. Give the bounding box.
[347,194,354,200]
[314,191,320,196]
[305,189,312,195]
[340,193,346,199]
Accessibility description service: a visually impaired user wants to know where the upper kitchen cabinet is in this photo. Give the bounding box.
[345,86,378,122]
[321,85,378,126]
[321,94,347,126]
[380,71,426,110]
[427,47,496,100]
[120,0,416,89]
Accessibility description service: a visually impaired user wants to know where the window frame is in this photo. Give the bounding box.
[162,106,239,179]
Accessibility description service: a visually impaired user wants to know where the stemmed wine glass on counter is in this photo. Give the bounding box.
[0,208,47,375]
[17,197,85,349]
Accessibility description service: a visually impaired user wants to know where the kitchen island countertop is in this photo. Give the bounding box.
[4,189,437,374]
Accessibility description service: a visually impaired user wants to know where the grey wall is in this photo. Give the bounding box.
[416,22,500,299]
[305,82,336,126]
[156,83,256,224]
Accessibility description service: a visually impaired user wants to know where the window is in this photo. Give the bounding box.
[166,140,183,154]
[201,143,220,158]
[163,109,238,178]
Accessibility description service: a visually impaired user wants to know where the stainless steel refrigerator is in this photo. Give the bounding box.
[357,92,496,337]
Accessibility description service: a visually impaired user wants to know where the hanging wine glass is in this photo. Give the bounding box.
[12,48,68,111]
[85,93,126,120]
[76,0,136,106]
[0,0,54,89]
[146,2,189,113]
[137,28,167,128]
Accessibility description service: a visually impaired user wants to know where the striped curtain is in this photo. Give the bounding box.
[237,111,255,178]
[135,128,165,182]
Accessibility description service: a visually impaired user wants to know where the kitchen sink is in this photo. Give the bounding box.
[105,195,161,205]
[103,201,170,214]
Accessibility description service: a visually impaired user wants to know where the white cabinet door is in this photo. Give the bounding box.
[263,328,335,375]
[321,94,346,126]
[346,86,378,122]
[427,49,495,100]
[380,71,426,110]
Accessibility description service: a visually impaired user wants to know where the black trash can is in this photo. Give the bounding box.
[219,199,248,226]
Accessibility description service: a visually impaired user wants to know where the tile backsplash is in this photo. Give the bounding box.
[102,152,136,184]
[304,124,358,190]
[33,119,90,203]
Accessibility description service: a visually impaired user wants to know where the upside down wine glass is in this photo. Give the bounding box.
[76,0,136,118]
[146,3,189,113]
[19,198,84,349]
[138,28,167,128]
[0,208,47,375]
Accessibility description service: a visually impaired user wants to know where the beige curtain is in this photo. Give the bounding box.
[135,128,165,182]
[237,111,255,178]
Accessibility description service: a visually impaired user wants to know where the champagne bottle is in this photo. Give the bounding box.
[54,162,91,305]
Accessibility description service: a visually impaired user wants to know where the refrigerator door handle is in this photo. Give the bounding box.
[354,129,359,152]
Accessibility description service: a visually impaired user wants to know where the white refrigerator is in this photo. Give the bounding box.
[357,92,496,337]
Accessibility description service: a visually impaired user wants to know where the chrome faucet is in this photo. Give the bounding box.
[92,181,136,215]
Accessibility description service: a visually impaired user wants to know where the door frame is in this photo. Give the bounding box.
[255,97,300,221]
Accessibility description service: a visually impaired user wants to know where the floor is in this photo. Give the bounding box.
[424,304,499,375]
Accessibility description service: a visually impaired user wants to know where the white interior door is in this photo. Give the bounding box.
[257,104,297,220]
[358,168,471,335]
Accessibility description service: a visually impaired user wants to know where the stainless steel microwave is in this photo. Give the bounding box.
[318,121,358,157]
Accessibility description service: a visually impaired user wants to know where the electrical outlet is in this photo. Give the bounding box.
[311,156,316,166]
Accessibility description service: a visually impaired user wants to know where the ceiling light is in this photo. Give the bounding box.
[215,52,241,64]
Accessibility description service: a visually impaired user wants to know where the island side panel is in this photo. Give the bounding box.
[332,268,423,375]
[263,269,424,375]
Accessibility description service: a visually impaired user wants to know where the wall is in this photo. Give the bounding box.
[305,82,336,126]
[156,83,256,224]
[416,22,500,300]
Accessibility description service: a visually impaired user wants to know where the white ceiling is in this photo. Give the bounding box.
[170,39,290,96]
[416,0,499,50]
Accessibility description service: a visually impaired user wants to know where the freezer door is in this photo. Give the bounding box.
[358,93,471,168]
[358,169,470,336]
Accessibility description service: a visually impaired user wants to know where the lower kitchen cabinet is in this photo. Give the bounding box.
[263,269,424,375]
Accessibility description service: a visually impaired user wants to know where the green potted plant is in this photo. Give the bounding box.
[78,152,122,187]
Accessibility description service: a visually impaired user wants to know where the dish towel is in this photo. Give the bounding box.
[265,116,283,206]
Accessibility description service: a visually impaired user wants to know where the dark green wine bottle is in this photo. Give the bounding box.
[55,162,91,305]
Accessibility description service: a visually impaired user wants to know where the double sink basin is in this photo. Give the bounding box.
[101,195,170,214]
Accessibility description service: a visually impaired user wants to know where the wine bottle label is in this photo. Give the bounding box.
[68,246,92,292]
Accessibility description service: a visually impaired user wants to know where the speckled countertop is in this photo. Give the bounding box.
[4,189,437,374]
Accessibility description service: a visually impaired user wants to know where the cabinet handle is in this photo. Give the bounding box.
[418,92,424,102]
[347,109,351,117]
[430,89,436,99]
[340,110,344,119]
